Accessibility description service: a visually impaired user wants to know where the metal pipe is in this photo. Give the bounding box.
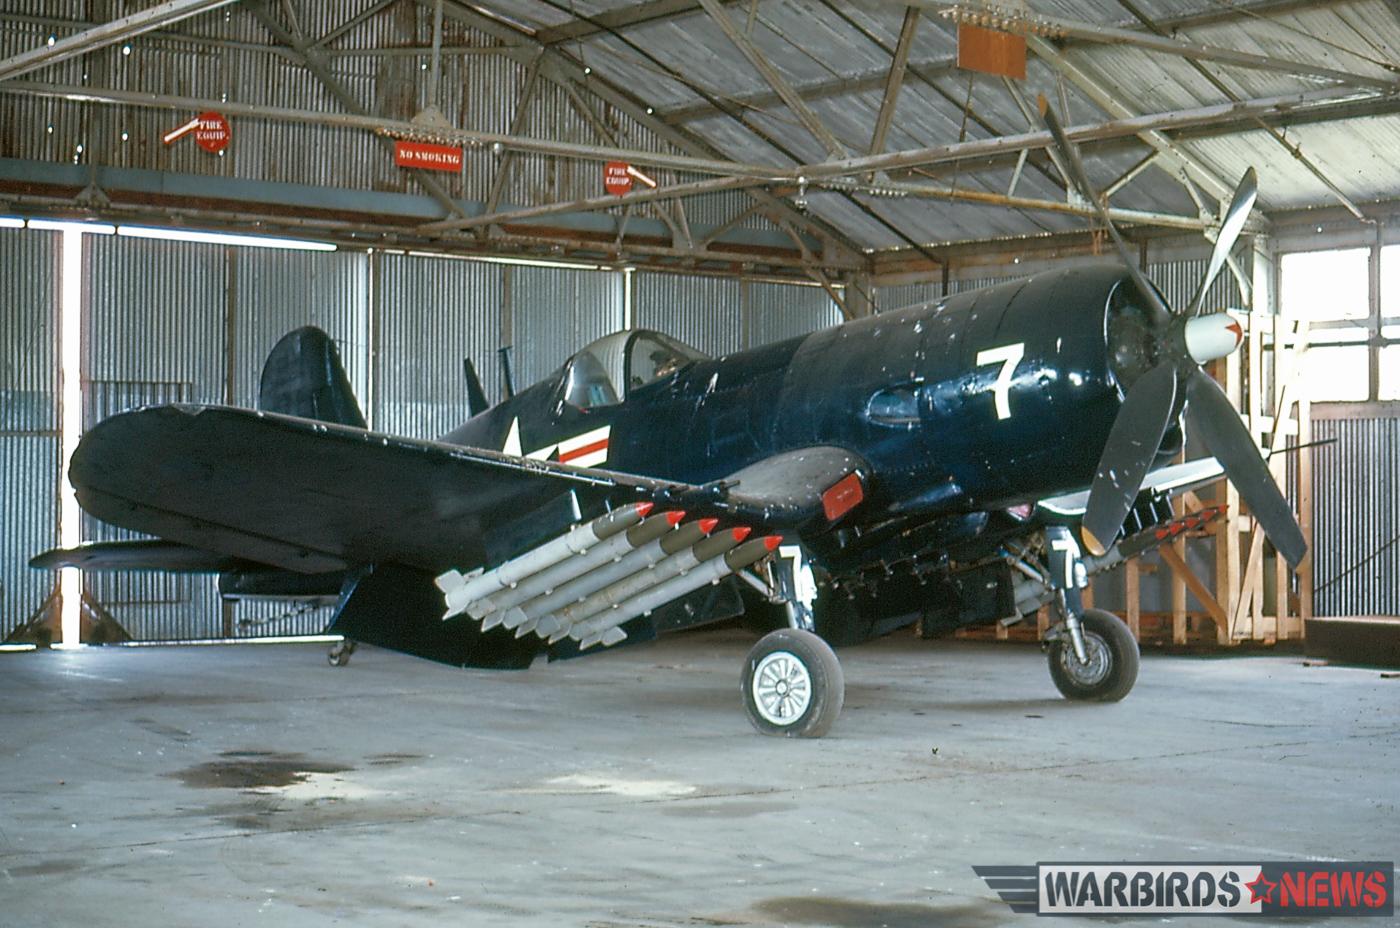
[427,0,444,110]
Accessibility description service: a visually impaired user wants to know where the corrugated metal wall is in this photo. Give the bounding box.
[1311,416,1400,616]
[875,280,943,313]
[512,265,624,386]
[634,273,840,355]
[374,252,503,438]
[0,228,59,639]
[634,272,743,356]
[82,234,228,640]
[232,249,369,408]
[746,280,843,348]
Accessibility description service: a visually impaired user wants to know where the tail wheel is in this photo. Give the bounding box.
[741,628,844,738]
[1047,608,1139,702]
[328,639,357,667]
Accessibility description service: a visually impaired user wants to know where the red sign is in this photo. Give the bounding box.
[194,112,231,153]
[604,161,633,196]
[394,141,463,172]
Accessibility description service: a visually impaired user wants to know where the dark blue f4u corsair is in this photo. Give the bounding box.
[35,111,1303,737]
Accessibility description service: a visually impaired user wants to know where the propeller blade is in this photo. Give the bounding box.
[1039,99,1173,327]
[1188,168,1258,316]
[1185,368,1307,568]
[1080,362,1179,555]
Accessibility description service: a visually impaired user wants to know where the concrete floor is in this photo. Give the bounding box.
[0,628,1395,927]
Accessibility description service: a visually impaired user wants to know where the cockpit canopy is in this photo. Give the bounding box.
[562,330,708,409]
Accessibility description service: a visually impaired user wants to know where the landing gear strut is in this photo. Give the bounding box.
[740,546,844,737]
[1047,608,1139,701]
[328,638,357,667]
[1042,526,1139,702]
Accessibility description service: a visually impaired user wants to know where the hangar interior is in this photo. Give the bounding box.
[1,0,1398,924]
[3,0,1398,650]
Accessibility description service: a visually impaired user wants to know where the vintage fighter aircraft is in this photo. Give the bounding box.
[34,108,1305,737]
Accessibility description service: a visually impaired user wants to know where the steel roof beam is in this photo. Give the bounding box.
[5,80,1381,187]
[696,0,848,157]
[535,0,734,45]
[1114,0,1368,222]
[428,0,865,264]
[1026,36,1238,202]
[248,3,469,221]
[0,0,238,81]
[868,8,920,162]
[659,56,960,125]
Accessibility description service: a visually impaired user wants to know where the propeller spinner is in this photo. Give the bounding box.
[1038,101,1306,569]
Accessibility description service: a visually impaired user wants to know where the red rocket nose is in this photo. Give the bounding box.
[697,518,719,534]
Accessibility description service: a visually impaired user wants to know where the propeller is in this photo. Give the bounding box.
[1038,100,1306,569]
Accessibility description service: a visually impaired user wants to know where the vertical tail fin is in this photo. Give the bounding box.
[258,327,366,428]
[463,357,490,418]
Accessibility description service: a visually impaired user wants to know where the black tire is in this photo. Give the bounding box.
[741,628,844,738]
[327,640,356,667]
[1047,608,1139,702]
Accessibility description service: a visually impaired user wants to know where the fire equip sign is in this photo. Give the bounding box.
[163,112,231,153]
[604,161,633,196]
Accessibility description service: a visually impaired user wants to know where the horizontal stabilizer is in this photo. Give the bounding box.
[30,540,240,572]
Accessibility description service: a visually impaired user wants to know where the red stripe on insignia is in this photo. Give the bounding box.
[558,437,609,463]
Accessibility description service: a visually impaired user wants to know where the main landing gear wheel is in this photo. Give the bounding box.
[742,628,844,738]
[327,639,357,667]
[1047,608,1139,702]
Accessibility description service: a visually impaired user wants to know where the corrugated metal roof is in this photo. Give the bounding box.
[5,0,1398,253]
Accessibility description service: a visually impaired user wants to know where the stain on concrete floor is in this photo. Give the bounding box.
[169,750,350,790]
[751,896,1005,928]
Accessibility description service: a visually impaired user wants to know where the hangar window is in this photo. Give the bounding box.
[1280,246,1399,403]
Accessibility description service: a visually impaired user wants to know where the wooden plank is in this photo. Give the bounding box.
[1160,543,1230,628]
[1229,317,1310,636]
[1125,558,1141,639]
[1298,327,1313,632]
[1213,353,1242,644]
